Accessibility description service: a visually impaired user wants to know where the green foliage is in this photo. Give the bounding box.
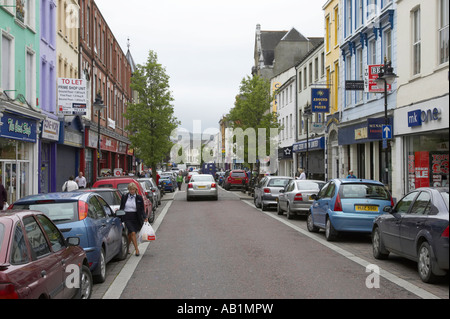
[125,50,180,170]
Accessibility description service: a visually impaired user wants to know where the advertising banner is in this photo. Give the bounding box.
[414,151,430,188]
[364,65,392,93]
[58,78,87,115]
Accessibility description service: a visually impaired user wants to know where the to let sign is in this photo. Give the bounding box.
[364,65,392,93]
[58,78,87,115]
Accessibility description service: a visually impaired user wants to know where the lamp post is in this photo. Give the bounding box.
[303,104,312,179]
[93,92,106,179]
[376,58,398,189]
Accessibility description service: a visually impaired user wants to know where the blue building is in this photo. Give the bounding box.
[339,0,397,191]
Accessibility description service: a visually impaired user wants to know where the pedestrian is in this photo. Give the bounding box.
[62,176,79,192]
[120,183,147,256]
[75,171,87,189]
[298,169,306,180]
[0,182,7,210]
[176,173,183,190]
[347,170,357,179]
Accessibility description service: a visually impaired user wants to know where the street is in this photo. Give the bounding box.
[92,185,449,300]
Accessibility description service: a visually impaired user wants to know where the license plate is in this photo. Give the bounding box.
[197,186,206,189]
[235,178,242,181]
[308,196,314,201]
[355,205,378,212]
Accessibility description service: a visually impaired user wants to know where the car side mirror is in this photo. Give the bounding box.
[383,206,393,213]
[279,189,285,193]
[115,209,126,217]
[67,237,80,246]
[311,194,318,200]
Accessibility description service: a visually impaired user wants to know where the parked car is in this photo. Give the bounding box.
[224,170,249,191]
[254,176,293,211]
[307,179,394,241]
[372,187,449,283]
[0,210,93,299]
[139,181,158,214]
[93,177,153,223]
[278,180,326,219]
[9,192,128,284]
[137,178,161,206]
[187,174,218,201]
[185,171,199,183]
[160,175,176,192]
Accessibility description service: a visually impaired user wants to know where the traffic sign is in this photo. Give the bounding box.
[382,125,392,140]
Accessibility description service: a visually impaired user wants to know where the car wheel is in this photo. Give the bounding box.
[418,242,439,283]
[115,232,129,261]
[254,196,260,208]
[77,265,93,299]
[325,217,338,241]
[94,248,107,284]
[277,202,283,215]
[286,203,294,220]
[148,209,155,224]
[372,227,389,260]
[307,212,319,233]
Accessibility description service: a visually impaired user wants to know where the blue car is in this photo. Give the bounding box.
[9,192,128,283]
[160,175,175,192]
[307,179,394,241]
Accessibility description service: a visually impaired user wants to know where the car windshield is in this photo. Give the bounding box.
[267,178,291,187]
[117,183,131,193]
[12,202,78,224]
[231,172,246,177]
[296,181,326,190]
[340,183,390,200]
[440,191,449,211]
[191,175,214,182]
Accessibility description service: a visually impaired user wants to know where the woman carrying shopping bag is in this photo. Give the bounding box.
[120,183,147,256]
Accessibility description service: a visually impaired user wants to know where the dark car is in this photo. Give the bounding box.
[9,192,127,284]
[372,187,449,283]
[0,211,93,299]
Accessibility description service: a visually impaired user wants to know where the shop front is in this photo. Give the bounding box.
[278,146,294,177]
[39,115,60,193]
[394,95,449,196]
[293,137,325,180]
[0,110,43,203]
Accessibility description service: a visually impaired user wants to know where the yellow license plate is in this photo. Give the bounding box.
[198,186,206,189]
[355,205,378,212]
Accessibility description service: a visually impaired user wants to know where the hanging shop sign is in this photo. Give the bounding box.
[311,88,330,113]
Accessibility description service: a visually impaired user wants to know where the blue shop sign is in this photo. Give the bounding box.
[311,88,330,113]
[293,137,325,153]
[1,113,37,143]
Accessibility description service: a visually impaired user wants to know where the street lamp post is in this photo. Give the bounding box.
[376,58,398,189]
[93,92,106,179]
[303,104,312,179]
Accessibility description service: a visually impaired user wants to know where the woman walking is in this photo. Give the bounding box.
[120,183,147,256]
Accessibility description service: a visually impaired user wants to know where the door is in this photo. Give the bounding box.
[87,195,111,261]
[312,181,334,228]
[382,192,418,253]
[3,162,18,206]
[400,191,431,258]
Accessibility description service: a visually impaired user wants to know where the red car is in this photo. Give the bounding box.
[0,211,93,299]
[224,170,249,191]
[92,177,154,223]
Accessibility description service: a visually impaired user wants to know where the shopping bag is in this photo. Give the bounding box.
[139,222,156,242]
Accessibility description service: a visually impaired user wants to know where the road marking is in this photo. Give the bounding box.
[102,200,173,299]
[241,200,441,300]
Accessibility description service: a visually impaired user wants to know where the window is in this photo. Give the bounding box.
[439,0,449,64]
[369,39,376,64]
[356,48,363,102]
[36,215,66,252]
[26,49,35,105]
[334,6,339,46]
[315,57,319,81]
[1,34,14,93]
[395,192,418,214]
[356,0,363,29]
[409,192,431,215]
[412,8,421,75]
[384,29,392,62]
[23,216,51,259]
[326,15,331,52]
[10,223,29,265]
[309,62,313,85]
[346,0,352,37]
[345,55,352,107]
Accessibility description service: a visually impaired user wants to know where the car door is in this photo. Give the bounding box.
[278,181,291,210]
[382,191,419,253]
[22,215,65,299]
[86,196,108,264]
[89,195,113,262]
[35,214,78,299]
[399,191,431,258]
[255,177,266,206]
[311,181,331,228]
[317,182,336,228]
[96,195,121,260]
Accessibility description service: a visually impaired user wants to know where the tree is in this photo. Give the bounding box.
[125,50,180,174]
[226,75,279,173]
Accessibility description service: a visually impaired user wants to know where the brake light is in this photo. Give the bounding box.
[188,183,193,189]
[78,200,88,220]
[442,226,449,238]
[390,196,395,207]
[294,193,303,201]
[263,188,270,194]
[0,283,19,299]
[334,194,343,211]
[211,183,216,188]
[7,204,13,210]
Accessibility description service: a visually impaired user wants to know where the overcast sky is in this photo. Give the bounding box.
[95,0,325,132]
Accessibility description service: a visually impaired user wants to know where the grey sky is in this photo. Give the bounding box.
[95,0,325,132]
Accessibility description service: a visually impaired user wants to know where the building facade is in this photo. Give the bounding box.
[392,0,449,198]
[1,0,45,204]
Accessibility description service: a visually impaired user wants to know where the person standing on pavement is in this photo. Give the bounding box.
[0,182,7,210]
[62,176,79,192]
[75,171,87,189]
[297,169,306,180]
[347,170,357,179]
[120,183,147,256]
[176,172,183,190]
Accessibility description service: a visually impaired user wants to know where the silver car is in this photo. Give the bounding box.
[187,174,218,201]
[254,176,293,211]
[277,180,326,219]
[137,178,161,205]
